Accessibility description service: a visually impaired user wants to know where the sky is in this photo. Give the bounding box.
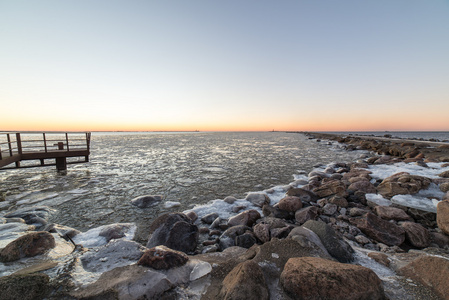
[1,0,449,132]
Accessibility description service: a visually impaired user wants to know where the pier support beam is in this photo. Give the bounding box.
[56,142,67,171]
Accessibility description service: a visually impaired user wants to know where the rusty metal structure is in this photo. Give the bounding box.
[0,132,91,171]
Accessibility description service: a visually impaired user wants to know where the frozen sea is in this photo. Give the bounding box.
[0,132,365,239]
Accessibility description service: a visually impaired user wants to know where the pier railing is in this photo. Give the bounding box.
[0,132,91,170]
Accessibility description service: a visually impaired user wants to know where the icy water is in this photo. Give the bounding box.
[0,132,364,240]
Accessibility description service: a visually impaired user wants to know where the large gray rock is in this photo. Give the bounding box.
[81,239,146,273]
[218,225,250,250]
[146,213,198,254]
[130,195,162,208]
[302,220,354,263]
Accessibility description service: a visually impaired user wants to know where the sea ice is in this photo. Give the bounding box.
[391,195,438,213]
[365,194,392,206]
[189,260,212,281]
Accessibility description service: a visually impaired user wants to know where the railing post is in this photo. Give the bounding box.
[65,133,70,151]
[15,133,21,168]
[16,133,22,155]
[7,134,13,156]
[43,133,48,152]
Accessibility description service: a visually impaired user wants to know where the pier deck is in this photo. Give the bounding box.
[0,132,91,171]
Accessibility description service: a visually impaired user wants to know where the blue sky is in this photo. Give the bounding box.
[1,0,448,131]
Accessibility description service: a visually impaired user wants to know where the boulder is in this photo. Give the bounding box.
[137,245,189,270]
[146,213,198,254]
[285,187,319,202]
[0,231,55,262]
[280,257,385,300]
[245,193,270,207]
[287,227,331,258]
[302,220,354,263]
[400,222,430,248]
[227,209,261,227]
[99,223,134,242]
[219,260,269,300]
[72,265,173,299]
[313,180,348,198]
[295,206,319,224]
[439,170,449,178]
[0,273,50,300]
[399,255,449,299]
[218,225,250,250]
[328,195,348,208]
[130,195,162,208]
[235,232,257,248]
[437,200,449,235]
[348,180,377,194]
[322,203,338,216]
[278,196,303,212]
[350,213,405,246]
[440,182,449,193]
[253,223,270,243]
[377,172,431,198]
[368,252,390,267]
[201,212,219,224]
[373,206,412,221]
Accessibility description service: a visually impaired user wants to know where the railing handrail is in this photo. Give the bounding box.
[0,132,91,157]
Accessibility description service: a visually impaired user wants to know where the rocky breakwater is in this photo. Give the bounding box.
[1,134,449,299]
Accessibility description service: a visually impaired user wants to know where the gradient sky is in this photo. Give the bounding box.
[1,1,449,132]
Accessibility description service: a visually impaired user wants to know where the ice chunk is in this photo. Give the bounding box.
[391,195,437,213]
[190,260,212,281]
[365,194,392,206]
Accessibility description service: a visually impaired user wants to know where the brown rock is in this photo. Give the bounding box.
[313,180,348,198]
[437,200,449,235]
[377,172,431,198]
[219,260,269,300]
[368,252,390,267]
[399,255,449,299]
[374,206,412,221]
[295,206,319,224]
[137,245,188,270]
[227,209,261,227]
[285,187,319,202]
[0,231,55,262]
[348,180,377,194]
[430,232,449,248]
[280,257,385,300]
[440,182,449,193]
[253,223,270,243]
[278,196,303,212]
[350,213,405,246]
[439,170,449,178]
[400,222,431,248]
[245,193,270,207]
[328,195,348,208]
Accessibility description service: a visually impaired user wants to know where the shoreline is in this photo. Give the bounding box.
[1,132,449,299]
